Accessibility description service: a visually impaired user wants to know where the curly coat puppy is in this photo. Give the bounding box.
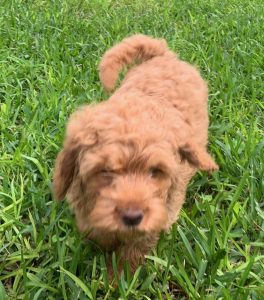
[53,35,218,272]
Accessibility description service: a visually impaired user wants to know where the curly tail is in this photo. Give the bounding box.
[99,34,169,92]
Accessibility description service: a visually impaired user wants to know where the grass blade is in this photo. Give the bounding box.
[60,267,93,299]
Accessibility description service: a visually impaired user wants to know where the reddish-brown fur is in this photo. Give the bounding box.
[53,34,218,274]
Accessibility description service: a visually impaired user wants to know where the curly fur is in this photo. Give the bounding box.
[53,34,218,273]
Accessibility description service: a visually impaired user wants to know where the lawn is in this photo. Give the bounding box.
[0,0,263,299]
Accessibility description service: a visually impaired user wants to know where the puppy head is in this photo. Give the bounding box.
[80,140,177,234]
[53,104,218,237]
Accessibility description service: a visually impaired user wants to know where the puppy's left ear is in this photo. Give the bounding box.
[179,141,218,172]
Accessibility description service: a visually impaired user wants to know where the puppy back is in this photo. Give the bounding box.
[99,34,169,92]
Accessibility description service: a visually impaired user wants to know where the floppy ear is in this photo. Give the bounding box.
[52,105,99,200]
[179,141,218,172]
[53,144,82,201]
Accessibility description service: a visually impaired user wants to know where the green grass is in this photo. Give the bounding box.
[0,0,263,299]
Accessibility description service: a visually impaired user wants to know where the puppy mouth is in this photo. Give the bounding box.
[88,196,168,234]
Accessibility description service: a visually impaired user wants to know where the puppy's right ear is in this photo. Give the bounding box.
[53,145,81,201]
[53,105,99,200]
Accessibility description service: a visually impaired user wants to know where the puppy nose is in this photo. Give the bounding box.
[122,209,143,227]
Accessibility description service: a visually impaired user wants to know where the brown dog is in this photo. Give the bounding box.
[53,35,218,272]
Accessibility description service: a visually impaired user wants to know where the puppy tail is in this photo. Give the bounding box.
[99,34,169,92]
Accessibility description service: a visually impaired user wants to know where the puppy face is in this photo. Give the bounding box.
[53,104,218,238]
[78,139,177,234]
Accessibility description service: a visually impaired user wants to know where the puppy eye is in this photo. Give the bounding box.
[99,169,113,176]
[149,167,165,178]
[98,169,115,185]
